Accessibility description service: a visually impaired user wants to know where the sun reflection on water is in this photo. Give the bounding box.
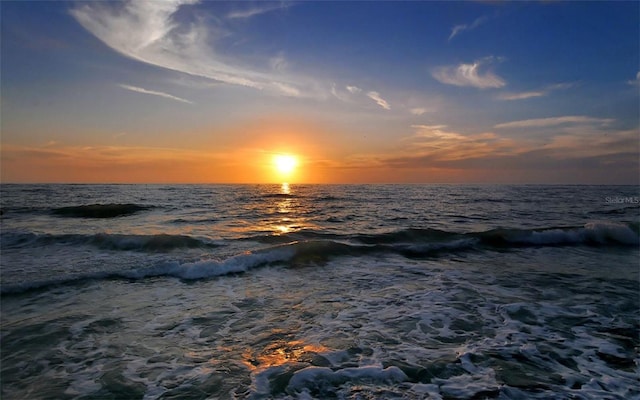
[270,183,305,235]
[242,338,329,371]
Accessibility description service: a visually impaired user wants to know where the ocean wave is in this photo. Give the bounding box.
[478,221,639,247]
[250,222,639,251]
[2,222,637,294]
[0,244,297,294]
[52,203,152,218]
[1,232,219,252]
[4,222,637,256]
[355,228,459,245]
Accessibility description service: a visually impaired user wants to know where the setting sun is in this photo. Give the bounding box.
[273,154,298,176]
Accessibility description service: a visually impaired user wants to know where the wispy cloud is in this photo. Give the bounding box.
[119,84,193,104]
[494,115,613,129]
[330,84,358,103]
[366,91,391,110]
[628,71,640,86]
[329,84,393,111]
[269,53,289,72]
[70,0,308,97]
[270,82,300,97]
[497,91,546,101]
[497,82,574,101]
[367,121,638,183]
[226,2,287,20]
[410,108,428,116]
[403,124,514,161]
[432,57,506,89]
[448,15,488,41]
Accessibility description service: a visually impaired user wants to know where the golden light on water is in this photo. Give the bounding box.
[242,339,329,371]
[281,182,290,194]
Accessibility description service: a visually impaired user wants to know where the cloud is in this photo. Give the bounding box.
[226,3,287,20]
[497,82,574,101]
[269,53,289,72]
[400,124,516,162]
[118,84,193,104]
[432,57,506,89]
[370,122,638,183]
[410,108,428,116]
[628,71,640,86]
[494,115,613,129]
[330,84,349,102]
[448,16,488,41]
[70,0,308,97]
[542,128,639,158]
[366,91,391,110]
[330,85,391,110]
[410,124,448,133]
[497,91,546,101]
[329,84,359,102]
[270,82,300,97]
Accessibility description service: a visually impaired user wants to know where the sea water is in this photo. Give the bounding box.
[1,184,638,399]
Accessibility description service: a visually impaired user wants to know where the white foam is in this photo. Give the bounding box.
[178,247,294,279]
[583,221,639,245]
[121,246,296,280]
[516,222,639,245]
[435,367,499,399]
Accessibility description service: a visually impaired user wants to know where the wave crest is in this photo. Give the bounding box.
[2,222,636,295]
[1,232,218,252]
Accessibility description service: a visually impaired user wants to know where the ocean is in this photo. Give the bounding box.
[1,184,638,399]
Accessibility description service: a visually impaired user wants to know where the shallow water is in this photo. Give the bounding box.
[1,184,638,399]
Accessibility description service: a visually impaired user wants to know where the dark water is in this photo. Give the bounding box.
[1,184,638,399]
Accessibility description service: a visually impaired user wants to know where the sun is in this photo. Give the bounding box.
[273,154,298,176]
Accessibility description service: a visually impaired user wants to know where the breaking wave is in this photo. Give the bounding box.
[2,221,637,295]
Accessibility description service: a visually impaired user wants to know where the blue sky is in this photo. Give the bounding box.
[1,1,638,183]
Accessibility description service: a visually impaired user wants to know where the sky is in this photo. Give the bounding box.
[1,0,638,184]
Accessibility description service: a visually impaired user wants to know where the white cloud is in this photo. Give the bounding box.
[367,91,391,110]
[410,108,428,116]
[71,0,308,97]
[494,115,613,129]
[270,82,300,97]
[118,84,193,104]
[432,57,506,89]
[226,3,287,20]
[410,124,449,135]
[330,84,348,102]
[448,16,488,41]
[498,82,574,101]
[497,91,546,101]
[329,84,392,110]
[628,71,640,86]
